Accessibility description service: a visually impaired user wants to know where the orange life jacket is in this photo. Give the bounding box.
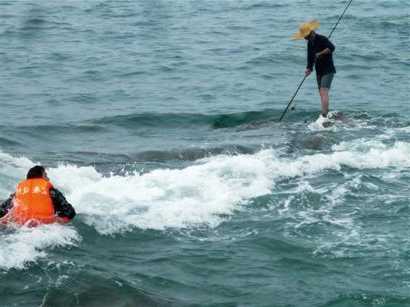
[8,178,56,225]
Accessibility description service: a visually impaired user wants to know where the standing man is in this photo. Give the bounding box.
[292,20,336,119]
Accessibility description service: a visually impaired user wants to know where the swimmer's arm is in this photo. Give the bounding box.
[0,194,15,218]
[50,188,76,221]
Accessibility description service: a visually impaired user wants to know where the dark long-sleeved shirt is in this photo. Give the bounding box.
[307,33,336,76]
[0,188,76,220]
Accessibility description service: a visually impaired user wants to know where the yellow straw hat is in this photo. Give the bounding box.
[291,20,320,40]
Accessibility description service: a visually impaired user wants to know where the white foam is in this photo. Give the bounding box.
[49,140,410,234]
[0,224,80,270]
[1,139,409,236]
[0,139,406,269]
[49,150,275,234]
[271,140,410,179]
[307,112,380,132]
[0,151,34,196]
[308,113,336,131]
[0,151,34,173]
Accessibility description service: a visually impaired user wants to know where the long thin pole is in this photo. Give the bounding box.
[279,75,307,121]
[328,0,354,39]
[279,0,354,121]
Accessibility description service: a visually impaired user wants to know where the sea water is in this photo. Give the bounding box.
[0,1,409,306]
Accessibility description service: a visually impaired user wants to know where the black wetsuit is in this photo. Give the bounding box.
[307,33,336,77]
[0,188,76,220]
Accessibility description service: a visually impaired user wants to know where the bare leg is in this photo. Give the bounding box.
[319,88,329,116]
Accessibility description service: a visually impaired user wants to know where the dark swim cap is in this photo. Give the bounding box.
[26,165,46,179]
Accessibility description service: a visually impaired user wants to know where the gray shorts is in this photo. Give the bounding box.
[317,73,334,90]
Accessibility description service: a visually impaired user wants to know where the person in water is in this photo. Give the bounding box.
[0,165,76,225]
[292,20,336,119]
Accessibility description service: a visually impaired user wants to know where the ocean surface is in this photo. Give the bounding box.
[0,0,409,306]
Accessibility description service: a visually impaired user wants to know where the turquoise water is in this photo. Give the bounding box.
[0,1,409,306]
